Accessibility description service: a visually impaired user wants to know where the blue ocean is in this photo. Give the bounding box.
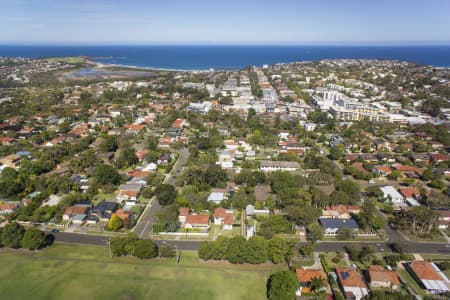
[0,45,449,70]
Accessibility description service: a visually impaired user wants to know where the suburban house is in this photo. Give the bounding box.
[246,204,270,217]
[437,210,450,229]
[92,201,118,221]
[157,153,172,165]
[407,260,449,294]
[319,218,359,235]
[41,194,62,207]
[295,268,327,296]
[399,187,422,206]
[207,188,227,204]
[259,160,300,172]
[63,205,89,221]
[322,205,361,219]
[178,207,189,225]
[0,201,20,214]
[113,209,133,227]
[335,266,369,300]
[0,153,21,168]
[367,265,400,290]
[372,165,392,176]
[213,208,234,230]
[184,214,210,230]
[117,184,142,205]
[254,185,274,203]
[380,186,406,210]
[72,213,87,225]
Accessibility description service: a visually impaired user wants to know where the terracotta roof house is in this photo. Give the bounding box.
[429,153,450,164]
[0,137,15,145]
[335,266,368,300]
[352,162,369,175]
[117,184,142,205]
[184,214,210,229]
[322,205,361,219]
[113,208,133,227]
[125,124,146,134]
[127,170,151,178]
[296,268,327,295]
[0,202,20,214]
[63,206,89,221]
[399,187,421,201]
[407,260,450,293]
[367,265,400,290]
[372,165,392,176]
[213,208,234,230]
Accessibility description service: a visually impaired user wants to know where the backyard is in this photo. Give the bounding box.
[0,243,281,300]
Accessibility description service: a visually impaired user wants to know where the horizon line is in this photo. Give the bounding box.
[1,41,450,47]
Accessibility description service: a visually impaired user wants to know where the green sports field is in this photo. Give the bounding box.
[0,243,281,300]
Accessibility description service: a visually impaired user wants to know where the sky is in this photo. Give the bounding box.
[0,0,449,45]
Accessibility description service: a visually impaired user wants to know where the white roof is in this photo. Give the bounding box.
[208,192,224,202]
[380,186,404,201]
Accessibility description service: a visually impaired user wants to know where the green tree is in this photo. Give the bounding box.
[337,228,354,240]
[2,222,25,248]
[100,136,118,152]
[226,236,246,264]
[94,164,121,186]
[134,239,158,259]
[244,236,268,264]
[21,227,45,250]
[307,223,323,243]
[310,277,326,294]
[329,144,345,160]
[154,184,178,206]
[359,198,376,230]
[268,237,288,264]
[115,148,138,168]
[268,270,297,300]
[198,241,214,260]
[108,214,123,231]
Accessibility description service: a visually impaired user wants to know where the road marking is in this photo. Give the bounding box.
[140,221,151,239]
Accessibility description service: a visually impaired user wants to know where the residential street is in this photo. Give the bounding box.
[49,230,450,254]
[133,147,189,239]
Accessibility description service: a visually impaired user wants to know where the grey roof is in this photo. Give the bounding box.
[72,214,87,221]
[259,160,300,168]
[93,201,117,213]
[319,218,359,229]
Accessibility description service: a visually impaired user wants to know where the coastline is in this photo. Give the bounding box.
[87,58,221,73]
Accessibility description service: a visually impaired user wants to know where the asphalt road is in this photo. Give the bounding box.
[50,231,201,250]
[133,147,190,239]
[50,230,450,254]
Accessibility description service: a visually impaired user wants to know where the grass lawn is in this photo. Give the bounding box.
[0,243,281,300]
[93,191,118,204]
[320,252,349,272]
[398,269,426,297]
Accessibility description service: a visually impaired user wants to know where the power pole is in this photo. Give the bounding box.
[108,238,112,261]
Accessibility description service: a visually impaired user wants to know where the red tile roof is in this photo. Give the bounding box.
[336,267,366,288]
[399,187,420,199]
[214,207,227,219]
[224,213,233,225]
[368,265,399,285]
[186,214,209,225]
[178,207,189,217]
[64,206,88,216]
[296,268,327,283]
[409,261,443,281]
